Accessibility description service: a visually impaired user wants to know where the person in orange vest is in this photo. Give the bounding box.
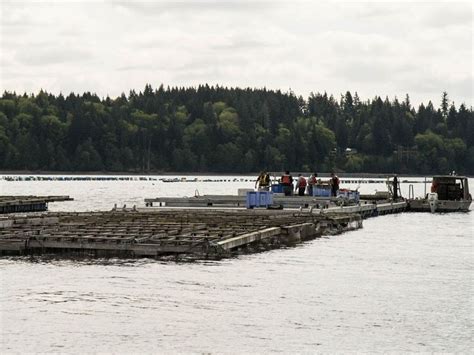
[280,171,293,196]
[295,174,307,196]
[307,172,318,196]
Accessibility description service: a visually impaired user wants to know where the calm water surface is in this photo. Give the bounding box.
[0,176,472,353]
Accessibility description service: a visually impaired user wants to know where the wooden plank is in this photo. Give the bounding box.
[0,220,14,228]
[0,240,25,251]
[215,227,281,251]
[376,201,407,211]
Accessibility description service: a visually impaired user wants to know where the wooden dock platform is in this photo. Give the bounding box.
[0,209,361,259]
[324,201,407,218]
[0,192,407,260]
[144,195,407,218]
[145,195,335,209]
[0,196,73,214]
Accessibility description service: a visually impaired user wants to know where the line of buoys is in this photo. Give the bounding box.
[2,176,154,182]
[1,176,423,183]
[1,176,253,183]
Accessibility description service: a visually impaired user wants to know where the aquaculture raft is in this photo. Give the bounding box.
[0,196,73,214]
[0,209,361,259]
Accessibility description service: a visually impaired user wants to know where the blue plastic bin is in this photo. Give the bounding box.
[313,186,331,197]
[246,191,273,208]
[337,190,360,202]
[271,184,284,193]
[350,191,360,202]
[246,191,257,208]
[258,191,273,207]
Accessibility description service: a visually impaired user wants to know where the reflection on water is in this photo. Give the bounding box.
[0,177,473,352]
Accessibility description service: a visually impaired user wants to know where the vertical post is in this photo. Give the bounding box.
[424,177,427,196]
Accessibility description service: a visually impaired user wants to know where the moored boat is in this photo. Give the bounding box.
[408,175,472,212]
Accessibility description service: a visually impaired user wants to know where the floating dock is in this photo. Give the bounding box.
[146,195,333,208]
[0,209,362,259]
[0,191,409,260]
[145,195,407,217]
[0,196,73,214]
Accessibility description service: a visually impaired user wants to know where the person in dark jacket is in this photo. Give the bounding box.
[330,172,339,197]
[393,174,399,200]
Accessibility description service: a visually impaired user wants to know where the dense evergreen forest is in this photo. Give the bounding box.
[0,85,472,174]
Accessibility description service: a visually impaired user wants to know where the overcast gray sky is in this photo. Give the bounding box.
[1,0,472,107]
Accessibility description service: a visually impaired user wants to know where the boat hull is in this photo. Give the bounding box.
[408,199,471,212]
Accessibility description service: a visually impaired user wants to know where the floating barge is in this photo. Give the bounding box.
[145,195,407,217]
[0,209,362,259]
[0,196,73,214]
[0,190,408,260]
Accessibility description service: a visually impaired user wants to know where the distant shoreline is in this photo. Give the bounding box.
[1,170,470,178]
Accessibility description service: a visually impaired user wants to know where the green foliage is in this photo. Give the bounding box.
[344,154,365,172]
[217,107,240,140]
[0,86,472,174]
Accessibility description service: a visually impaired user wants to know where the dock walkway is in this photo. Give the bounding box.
[146,195,333,208]
[145,195,407,218]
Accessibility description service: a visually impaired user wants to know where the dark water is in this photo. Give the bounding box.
[0,177,473,352]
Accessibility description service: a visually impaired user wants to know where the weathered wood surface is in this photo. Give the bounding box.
[144,195,407,218]
[0,196,73,205]
[0,195,73,214]
[323,201,407,217]
[216,227,282,250]
[0,209,361,259]
[374,201,407,214]
[145,195,335,208]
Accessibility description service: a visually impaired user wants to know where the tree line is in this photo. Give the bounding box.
[0,85,472,174]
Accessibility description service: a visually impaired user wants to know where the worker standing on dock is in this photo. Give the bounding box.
[295,174,307,196]
[308,173,318,196]
[330,172,340,196]
[392,174,399,200]
[281,171,293,196]
[255,171,271,191]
